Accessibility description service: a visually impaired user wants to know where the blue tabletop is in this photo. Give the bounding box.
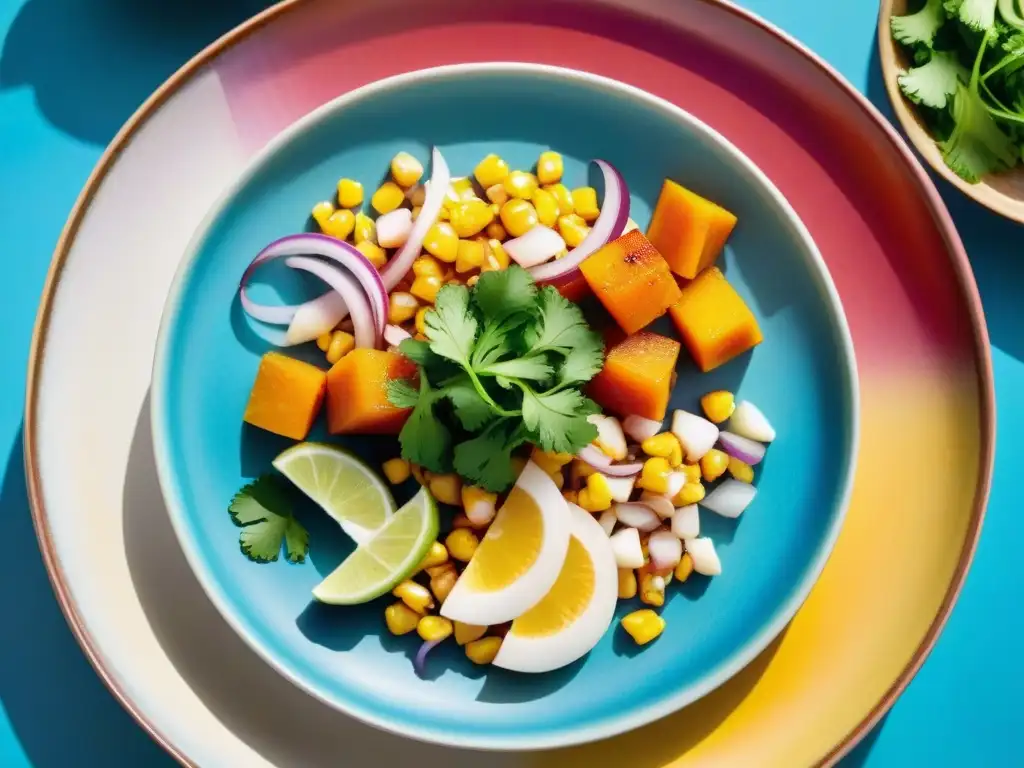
[0,0,1018,765]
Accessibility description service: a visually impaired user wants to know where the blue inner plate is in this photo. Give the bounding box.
[151,65,857,750]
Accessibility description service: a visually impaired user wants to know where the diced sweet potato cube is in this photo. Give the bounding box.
[553,272,591,303]
[243,352,326,440]
[588,330,681,421]
[579,230,682,334]
[669,267,762,372]
[326,349,418,434]
[646,179,737,279]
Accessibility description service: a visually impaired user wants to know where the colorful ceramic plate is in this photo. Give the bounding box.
[150,63,858,750]
[25,0,993,766]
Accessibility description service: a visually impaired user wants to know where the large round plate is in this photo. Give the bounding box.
[150,63,858,750]
[25,0,993,766]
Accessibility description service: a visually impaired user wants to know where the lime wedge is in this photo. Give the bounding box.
[273,443,395,545]
[312,487,439,605]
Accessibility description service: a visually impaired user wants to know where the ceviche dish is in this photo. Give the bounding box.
[232,147,777,676]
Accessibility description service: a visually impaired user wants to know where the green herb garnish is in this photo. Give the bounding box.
[387,266,604,492]
[229,475,310,563]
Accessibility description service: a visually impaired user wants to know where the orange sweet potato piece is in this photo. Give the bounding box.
[588,330,681,421]
[326,349,418,434]
[243,351,326,440]
[669,267,762,372]
[646,179,737,279]
[554,272,591,303]
[579,230,682,334]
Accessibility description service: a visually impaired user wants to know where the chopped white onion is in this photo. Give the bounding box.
[671,409,720,462]
[283,291,348,346]
[671,504,700,539]
[376,208,414,249]
[718,431,766,466]
[466,495,497,527]
[605,475,637,503]
[684,537,722,576]
[588,414,628,461]
[623,414,663,443]
[597,509,618,536]
[504,225,567,268]
[666,471,686,498]
[610,527,644,568]
[638,492,675,520]
[729,401,776,443]
[702,479,756,518]
[648,530,683,571]
[383,324,412,348]
[613,502,661,532]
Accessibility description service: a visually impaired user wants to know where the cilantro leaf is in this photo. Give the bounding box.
[425,283,477,367]
[478,355,554,382]
[453,420,528,491]
[386,377,420,408]
[472,266,538,324]
[556,329,605,386]
[898,50,967,109]
[443,374,495,431]
[397,338,433,366]
[941,81,1017,182]
[522,286,594,356]
[891,0,946,49]
[229,476,309,563]
[521,389,600,454]
[397,376,452,473]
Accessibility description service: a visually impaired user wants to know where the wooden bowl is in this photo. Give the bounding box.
[878,0,1024,222]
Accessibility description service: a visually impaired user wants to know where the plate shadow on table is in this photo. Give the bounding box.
[0,0,272,146]
[0,428,169,767]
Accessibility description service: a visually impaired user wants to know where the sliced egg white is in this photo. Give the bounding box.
[440,462,570,626]
[493,503,618,674]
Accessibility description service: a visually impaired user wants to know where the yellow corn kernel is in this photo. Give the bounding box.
[485,183,509,206]
[417,615,453,642]
[445,177,476,207]
[326,330,355,364]
[531,188,560,228]
[455,239,486,274]
[417,540,448,570]
[388,291,419,324]
[462,485,497,520]
[621,609,665,645]
[681,464,702,484]
[536,151,564,185]
[618,568,638,599]
[449,199,495,238]
[482,239,510,271]
[424,562,454,580]
[410,274,443,303]
[502,170,538,200]
[429,474,462,506]
[355,240,387,269]
[728,456,755,484]
[312,200,335,229]
[578,473,613,512]
[371,181,405,214]
[336,178,364,208]
[642,432,683,470]
[411,464,427,486]
[562,489,579,505]
[475,154,510,188]
[322,209,355,240]
[467,274,480,287]
[675,553,695,583]
[382,458,411,485]
[510,455,528,478]
[393,580,434,614]
[485,220,507,240]
[316,333,332,352]
[572,187,600,222]
[412,255,444,278]
[701,390,736,423]
[675,481,706,506]
[638,457,673,494]
[415,306,429,336]
[489,202,501,216]
[557,213,589,248]
[352,212,375,244]
[500,199,539,238]
[465,636,503,665]
[639,572,665,607]
[423,222,459,262]
[429,563,458,602]
[544,183,574,216]
[385,601,421,635]
[700,448,730,483]
[454,622,488,646]
[390,151,424,187]
[446,528,480,562]
[529,447,574,475]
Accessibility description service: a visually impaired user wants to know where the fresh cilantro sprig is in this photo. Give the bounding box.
[228,475,310,563]
[386,267,604,492]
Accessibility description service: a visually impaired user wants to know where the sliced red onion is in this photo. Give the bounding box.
[638,492,675,520]
[504,225,567,268]
[238,233,388,346]
[614,502,661,532]
[648,530,683,571]
[376,208,414,249]
[383,324,412,348]
[609,527,644,568]
[623,415,662,443]
[529,159,629,283]
[671,504,700,539]
[413,639,440,677]
[576,446,643,477]
[718,431,766,466]
[671,409,720,462]
[285,257,381,349]
[702,479,756,519]
[729,401,776,443]
[381,147,450,290]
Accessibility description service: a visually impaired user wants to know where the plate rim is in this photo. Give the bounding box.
[22,0,996,766]
[147,60,861,752]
